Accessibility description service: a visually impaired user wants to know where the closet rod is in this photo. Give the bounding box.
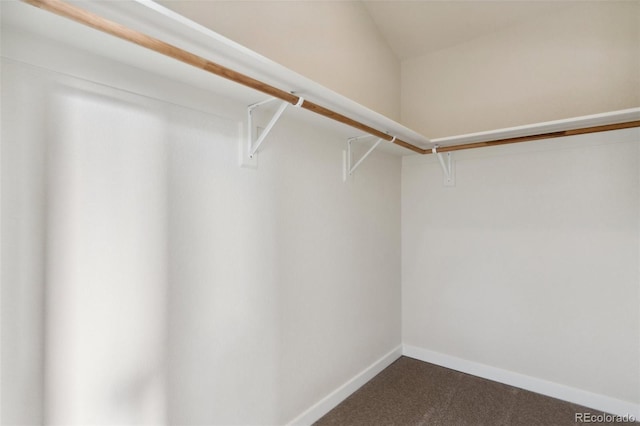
[22,0,427,154]
[21,0,640,156]
[434,120,640,153]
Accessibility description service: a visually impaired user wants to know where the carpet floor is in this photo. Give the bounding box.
[315,356,636,426]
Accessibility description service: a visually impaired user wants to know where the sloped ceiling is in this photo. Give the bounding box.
[362,1,577,60]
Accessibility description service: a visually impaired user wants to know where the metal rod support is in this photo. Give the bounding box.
[344,136,384,180]
[350,138,383,175]
[248,100,289,157]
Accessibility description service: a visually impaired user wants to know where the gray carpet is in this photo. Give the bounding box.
[315,356,637,426]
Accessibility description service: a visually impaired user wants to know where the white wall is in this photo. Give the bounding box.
[1,31,401,425]
[1,56,49,426]
[402,131,640,411]
[401,1,640,138]
[159,0,401,121]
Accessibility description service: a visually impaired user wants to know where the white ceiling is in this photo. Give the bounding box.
[362,1,577,60]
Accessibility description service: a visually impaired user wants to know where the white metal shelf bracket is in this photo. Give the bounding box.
[343,135,388,181]
[247,98,287,158]
[246,96,304,159]
[432,145,455,186]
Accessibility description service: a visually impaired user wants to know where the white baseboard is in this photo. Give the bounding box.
[287,345,403,425]
[403,344,640,420]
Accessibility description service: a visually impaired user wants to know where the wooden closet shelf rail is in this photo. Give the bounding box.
[21,0,640,156]
[21,0,427,154]
[435,120,640,153]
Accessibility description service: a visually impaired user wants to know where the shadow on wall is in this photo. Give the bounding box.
[1,57,402,425]
[1,61,280,424]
